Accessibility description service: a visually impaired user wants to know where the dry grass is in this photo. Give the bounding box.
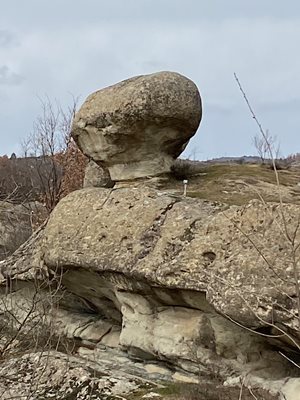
[140,381,280,400]
[166,163,300,205]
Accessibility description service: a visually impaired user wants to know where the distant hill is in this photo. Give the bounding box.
[205,155,263,164]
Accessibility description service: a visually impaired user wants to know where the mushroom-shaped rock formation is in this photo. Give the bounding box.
[71,71,202,181]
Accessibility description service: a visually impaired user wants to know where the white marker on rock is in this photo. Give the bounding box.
[183,179,188,197]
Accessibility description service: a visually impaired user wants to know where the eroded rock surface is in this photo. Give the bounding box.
[43,187,300,338]
[1,182,300,399]
[0,350,164,399]
[71,71,202,180]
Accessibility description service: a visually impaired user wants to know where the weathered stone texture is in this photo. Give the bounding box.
[71,71,202,180]
[43,187,300,335]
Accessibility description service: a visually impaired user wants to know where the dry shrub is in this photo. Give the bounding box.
[56,140,87,198]
[170,159,203,180]
[41,139,88,210]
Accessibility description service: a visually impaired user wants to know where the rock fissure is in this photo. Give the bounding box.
[163,218,203,263]
[136,200,179,262]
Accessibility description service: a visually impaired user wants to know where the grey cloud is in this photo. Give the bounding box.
[141,61,166,70]
[2,0,300,28]
[204,103,233,115]
[258,98,300,113]
[0,0,300,157]
[0,30,18,47]
[0,66,24,86]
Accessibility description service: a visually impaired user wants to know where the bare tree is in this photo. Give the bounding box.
[29,98,64,211]
[20,96,87,213]
[253,129,279,164]
[20,136,32,158]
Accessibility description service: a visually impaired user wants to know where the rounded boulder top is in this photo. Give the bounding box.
[71,71,202,181]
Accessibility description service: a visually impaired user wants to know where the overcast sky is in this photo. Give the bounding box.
[1,0,300,160]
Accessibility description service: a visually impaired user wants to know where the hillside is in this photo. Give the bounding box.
[168,162,300,205]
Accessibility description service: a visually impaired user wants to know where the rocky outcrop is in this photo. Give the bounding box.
[1,72,300,399]
[71,71,202,181]
[45,184,300,394]
[43,187,300,338]
[0,350,164,399]
[1,186,300,398]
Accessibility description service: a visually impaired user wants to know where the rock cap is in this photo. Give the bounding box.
[71,71,202,181]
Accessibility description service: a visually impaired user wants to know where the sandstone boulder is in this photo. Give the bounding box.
[42,187,299,333]
[1,190,300,399]
[71,71,202,180]
[39,187,300,375]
